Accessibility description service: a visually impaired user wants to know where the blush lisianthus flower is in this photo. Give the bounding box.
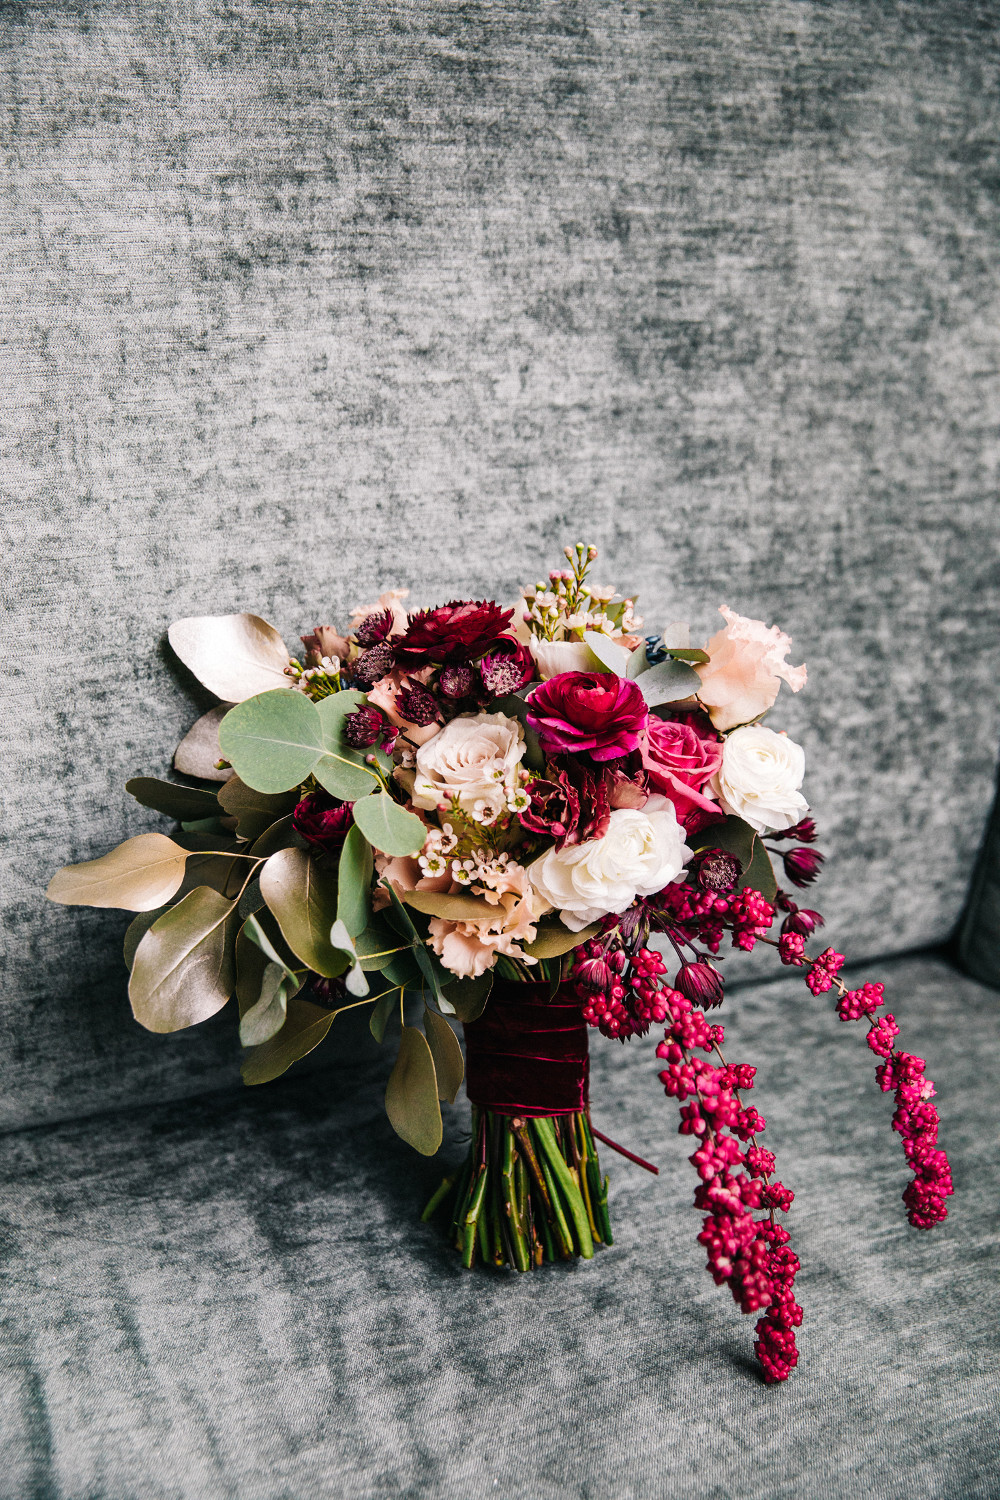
[695,606,807,732]
[526,671,648,763]
[411,710,526,823]
[640,710,723,826]
[527,802,691,930]
[711,725,808,834]
[394,600,514,667]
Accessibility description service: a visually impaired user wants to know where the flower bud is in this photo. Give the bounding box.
[781,908,824,936]
[674,961,725,1009]
[782,847,825,888]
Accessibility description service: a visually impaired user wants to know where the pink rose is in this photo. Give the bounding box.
[640,710,724,827]
[695,606,807,731]
[525,672,648,762]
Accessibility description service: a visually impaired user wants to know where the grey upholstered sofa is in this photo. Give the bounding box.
[3,4,999,1497]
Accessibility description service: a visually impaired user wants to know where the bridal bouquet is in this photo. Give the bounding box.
[48,543,952,1383]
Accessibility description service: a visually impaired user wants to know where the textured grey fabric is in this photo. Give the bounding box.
[4,7,1000,1125]
[958,779,1000,989]
[0,954,995,1499]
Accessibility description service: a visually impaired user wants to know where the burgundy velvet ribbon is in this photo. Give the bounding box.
[462,980,589,1117]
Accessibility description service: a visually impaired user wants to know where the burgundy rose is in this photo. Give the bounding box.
[640,709,723,826]
[292,791,353,854]
[525,671,648,763]
[394,600,514,667]
[478,636,534,697]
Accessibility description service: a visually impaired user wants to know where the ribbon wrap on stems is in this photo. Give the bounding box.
[462,979,589,1117]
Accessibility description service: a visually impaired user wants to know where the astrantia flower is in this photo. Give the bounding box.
[394,600,514,667]
[479,637,534,696]
[526,671,648,763]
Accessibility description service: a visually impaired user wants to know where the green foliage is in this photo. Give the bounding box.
[337,825,374,938]
[385,1025,443,1156]
[632,658,701,707]
[350,791,426,856]
[218,690,325,793]
[128,886,237,1032]
[259,847,347,978]
[125,778,221,822]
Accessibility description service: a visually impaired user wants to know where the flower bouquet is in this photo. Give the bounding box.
[48,543,952,1383]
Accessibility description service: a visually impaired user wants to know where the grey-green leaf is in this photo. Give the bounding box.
[350,791,427,857]
[259,847,347,978]
[217,776,296,841]
[239,961,293,1046]
[634,658,702,707]
[385,1025,443,1156]
[312,691,389,801]
[369,987,399,1043]
[583,630,631,677]
[337,824,374,938]
[423,1008,464,1103]
[441,971,493,1024]
[218,690,324,794]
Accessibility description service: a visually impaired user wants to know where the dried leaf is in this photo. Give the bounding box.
[168,613,291,702]
[241,996,337,1085]
[123,906,171,970]
[259,847,347,978]
[385,1026,442,1156]
[423,1008,464,1103]
[178,851,246,900]
[47,833,190,912]
[129,887,237,1032]
[173,706,234,782]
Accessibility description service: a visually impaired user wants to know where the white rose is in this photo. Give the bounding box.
[711,724,807,833]
[411,712,526,823]
[528,806,691,931]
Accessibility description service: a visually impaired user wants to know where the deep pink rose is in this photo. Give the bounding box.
[640,709,724,825]
[525,671,648,763]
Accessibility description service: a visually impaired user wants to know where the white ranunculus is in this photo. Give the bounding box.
[528,637,604,681]
[411,711,526,823]
[711,724,807,833]
[528,806,691,931]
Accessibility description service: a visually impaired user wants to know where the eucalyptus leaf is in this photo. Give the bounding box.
[217,776,296,841]
[235,919,269,1018]
[168,613,291,703]
[259,847,347,978]
[123,906,171,971]
[441,971,493,1024]
[249,815,298,858]
[218,690,325,794]
[633,657,702,707]
[402,889,496,923]
[667,647,710,664]
[173,705,235,783]
[350,791,426,857]
[380,881,451,1012]
[583,630,631,677]
[737,838,778,902]
[241,996,337,1085]
[523,921,600,959]
[337,825,374,939]
[625,642,649,679]
[369,987,399,1043]
[312,691,389,800]
[385,1025,443,1156]
[47,833,190,912]
[129,886,237,1032]
[125,778,221,822]
[355,914,405,972]
[239,962,296,1046]
[178,851,246,901]
[423,1008,464,1103]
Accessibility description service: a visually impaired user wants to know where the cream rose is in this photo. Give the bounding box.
[411,711,525,823]
[711,725,808,833]
[528,637,604,681]
[528,804,691,930]
[695,606,807,732]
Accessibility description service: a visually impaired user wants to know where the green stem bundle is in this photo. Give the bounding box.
[423,1108,612,1270]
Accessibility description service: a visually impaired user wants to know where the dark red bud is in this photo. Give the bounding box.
[674,961,726,1009]
[781,908,825,937]
[782,847,825,888]
[343,705,385,748]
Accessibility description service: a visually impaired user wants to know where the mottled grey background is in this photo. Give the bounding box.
[1,4,999,1496]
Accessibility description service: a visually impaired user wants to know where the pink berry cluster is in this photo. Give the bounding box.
[655,989,801,1383]
[571,942,672,1040]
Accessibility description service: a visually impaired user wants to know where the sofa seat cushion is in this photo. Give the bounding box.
[1,953,996,1499]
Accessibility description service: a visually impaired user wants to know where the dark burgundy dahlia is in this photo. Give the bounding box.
[525,671,648,763]
[393,600,514,667]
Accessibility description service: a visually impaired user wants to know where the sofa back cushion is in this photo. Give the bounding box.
[4,3,1000,1129]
